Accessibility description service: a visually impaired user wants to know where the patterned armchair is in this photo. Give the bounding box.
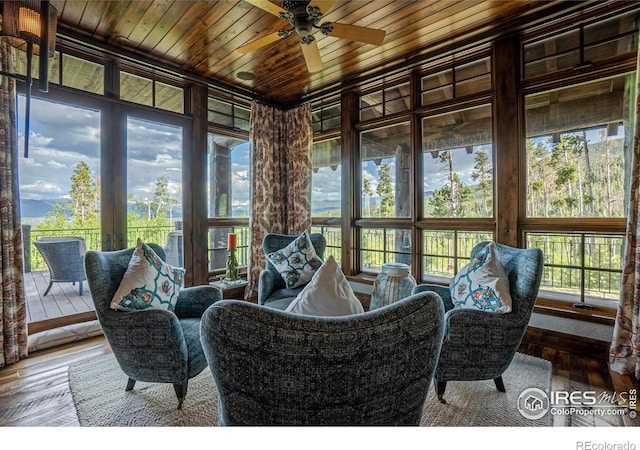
[33,236,87,296]
[413,241,543,403]
[257,233,326,310]
[200,291,445,425]
[84,244,222,409]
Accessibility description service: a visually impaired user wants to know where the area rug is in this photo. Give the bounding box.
[69,352,551,427]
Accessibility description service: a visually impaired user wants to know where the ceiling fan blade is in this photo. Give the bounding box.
[236,32,282,54]
[244,0,287,17]
[326,22,386,45]
[301,40,323,73]
[309,0,337,15]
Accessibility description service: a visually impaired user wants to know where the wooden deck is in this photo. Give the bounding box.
[24,271,96,332]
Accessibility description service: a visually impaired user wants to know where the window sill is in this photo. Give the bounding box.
[346,275,617,325]
[534,297,616,326]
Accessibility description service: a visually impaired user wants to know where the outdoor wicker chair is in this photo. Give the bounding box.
[33,236,87,296]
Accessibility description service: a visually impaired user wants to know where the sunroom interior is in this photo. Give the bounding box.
[1,0,640,406]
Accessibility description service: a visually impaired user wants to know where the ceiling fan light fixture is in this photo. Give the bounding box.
[295,21,313,37]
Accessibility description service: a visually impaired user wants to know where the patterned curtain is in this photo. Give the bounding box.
[609,49,640,379]
[245,101,312,299]
[0,42,28,368]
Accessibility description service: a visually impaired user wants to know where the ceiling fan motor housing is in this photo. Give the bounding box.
[282,0,319,37]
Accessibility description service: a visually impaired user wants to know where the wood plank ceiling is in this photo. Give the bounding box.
[51,0,593,106]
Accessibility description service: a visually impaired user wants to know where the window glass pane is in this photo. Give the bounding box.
[527,232,623,305]
[235,106,251,131]
[15,49,60,85]
[361,122,411,218]
[18,97,101,273]
[208,98,233,127]
[126,118,183,263]
[311,225,342,266]
[208,226,249,272]
[312,138,341,217]
[120,72,152,106]
[359,91,383,121]
[523,30,580,78]
[584,10,639,46]
[155,81,183,114]
[313,103,341,132]
[584,35,637,64]
[384,83,410,114]
[207,134,250,218]
[321,104,340,130]
[525,75,632,218]
[62,54,104,95]
[455,58,491,96]
[360,228,412,272]
[421,69,453,106]
[422,230,494,279]
[422,104,493,218]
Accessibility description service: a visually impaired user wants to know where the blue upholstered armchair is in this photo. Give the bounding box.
[413,241,544,403]
[200,291,445,426]
[84,244,222,409]
[257,233,326,310]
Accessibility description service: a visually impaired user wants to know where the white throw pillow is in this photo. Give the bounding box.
[286,255,365,316]
[267,231,323,289]
[111,238,185,312]
[450,242,512,313]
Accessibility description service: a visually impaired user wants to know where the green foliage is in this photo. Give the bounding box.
[471,150,492,216]
[527,131,625,218]
[376,161,394,217]
[69,161,99,225]
[132,175,179,226]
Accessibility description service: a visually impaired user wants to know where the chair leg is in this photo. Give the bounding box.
[494,376,506,392]
[43,281,53,296]
[436,381,447,404]
[126,378,136,391]
[173,381,188,410]
[78,281,83,295]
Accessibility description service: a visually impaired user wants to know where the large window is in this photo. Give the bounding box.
[523,73,634,307]
[360,122,411,219]
[18,97,102,274]
[422,104,493,218]
[126,118,183,265]
[207,133,250,272]
[311,138,342,263]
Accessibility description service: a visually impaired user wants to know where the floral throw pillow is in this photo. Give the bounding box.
[267,231,323,289]
[111,238,185,312]
[449,242,512,313]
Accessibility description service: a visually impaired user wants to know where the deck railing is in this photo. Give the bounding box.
[22,224,179,272]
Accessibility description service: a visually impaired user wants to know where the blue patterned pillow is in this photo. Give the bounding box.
[267,231,323,289]
[111,238,185,312]
[450,242,512,313]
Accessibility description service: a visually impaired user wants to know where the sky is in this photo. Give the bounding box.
[18,96,183,219]
[17,94,492,220]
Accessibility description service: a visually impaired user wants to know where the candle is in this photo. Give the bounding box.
[227,233,237,251]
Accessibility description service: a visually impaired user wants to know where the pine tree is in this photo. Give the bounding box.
[471,150,492,215]
[376,161,394,217]
[69,161,99,225]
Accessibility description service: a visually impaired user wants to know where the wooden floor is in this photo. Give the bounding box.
[24,271,96,332]
[0,335,638,427]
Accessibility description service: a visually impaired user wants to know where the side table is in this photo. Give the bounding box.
[210,279,249,300]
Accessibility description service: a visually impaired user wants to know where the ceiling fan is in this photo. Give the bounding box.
[237,0,386,73]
